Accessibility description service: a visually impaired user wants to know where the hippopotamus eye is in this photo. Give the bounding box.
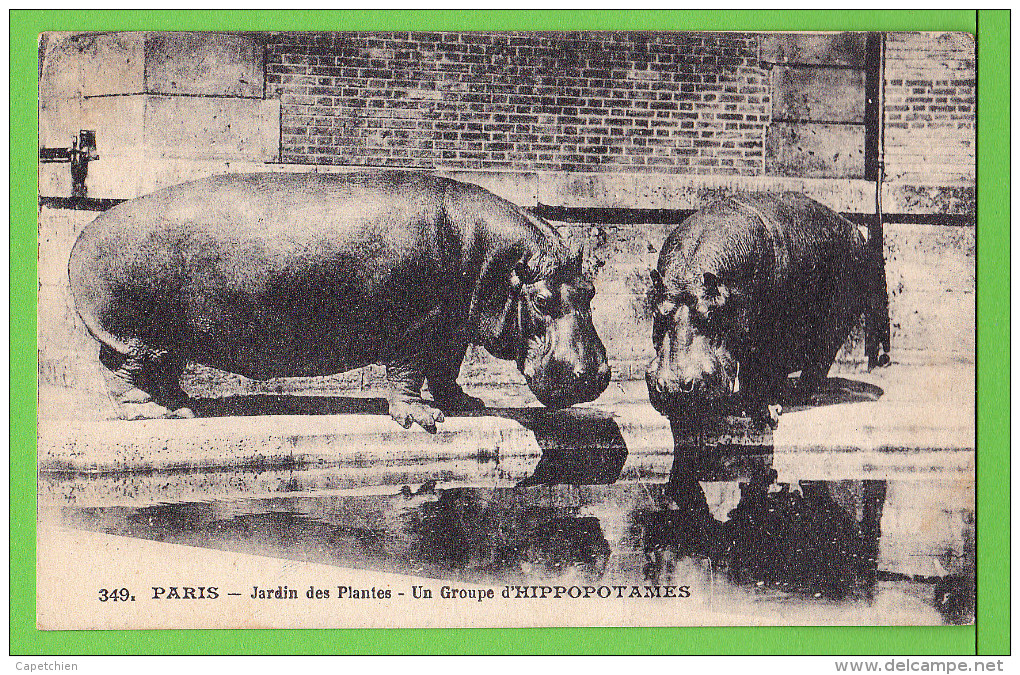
[532,292,556,315]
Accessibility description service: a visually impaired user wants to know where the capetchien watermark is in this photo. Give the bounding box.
[13,662,79,671]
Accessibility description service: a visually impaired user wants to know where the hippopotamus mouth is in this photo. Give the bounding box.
[525,347,611,409]
[645,355,738,418]
[516,275,611,409]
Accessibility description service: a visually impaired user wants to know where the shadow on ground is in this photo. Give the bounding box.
[782,376,884,411]
[186,375,883,418]
[189,394,631,486]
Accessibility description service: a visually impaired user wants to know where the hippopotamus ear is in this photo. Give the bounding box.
[703,272,730,307]
[469,255,524,358]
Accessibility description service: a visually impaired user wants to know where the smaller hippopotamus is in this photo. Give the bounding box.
[646,192,872,423]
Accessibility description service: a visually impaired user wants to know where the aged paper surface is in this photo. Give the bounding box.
[37,29,975,629]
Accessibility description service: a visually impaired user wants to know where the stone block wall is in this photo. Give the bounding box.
[38,32,280,200]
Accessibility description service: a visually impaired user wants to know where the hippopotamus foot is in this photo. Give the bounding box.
[731,362,787,428]
[726,393,781,429]
[118,398,195,420]
[388,395,445,433]
[385,364,449,432]
[734,401,782,430]
[423,341,485,412]
[99,345,193,420]
[109,383,195,420]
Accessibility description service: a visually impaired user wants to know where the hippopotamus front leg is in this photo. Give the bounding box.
[734,357,786,428]
[424,338,485,413]
[380,307,463,432]
[383,309,484,430]
[385,359,447,432]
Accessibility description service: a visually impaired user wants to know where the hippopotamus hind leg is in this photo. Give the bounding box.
[792,352,838,405]
[791,330,848,403]
[99,343,195,420]
[790,311,858,405]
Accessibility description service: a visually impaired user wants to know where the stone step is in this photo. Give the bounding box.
[39,362,974,509]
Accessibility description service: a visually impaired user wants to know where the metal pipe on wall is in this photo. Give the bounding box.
[865,32,892,369]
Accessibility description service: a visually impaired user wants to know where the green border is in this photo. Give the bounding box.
[975,8,1010,657]
[10,9,1006,656]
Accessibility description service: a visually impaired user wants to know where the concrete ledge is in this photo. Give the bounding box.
[39,363,974,508]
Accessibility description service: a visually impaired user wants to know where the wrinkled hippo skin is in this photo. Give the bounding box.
[69,171,610,430]
[646,192,870,421]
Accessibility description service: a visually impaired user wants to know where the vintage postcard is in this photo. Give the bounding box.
[36,27,975,630]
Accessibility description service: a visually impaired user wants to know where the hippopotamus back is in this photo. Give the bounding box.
[72,172,462,379]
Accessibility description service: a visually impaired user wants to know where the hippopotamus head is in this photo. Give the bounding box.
[645,266,743,416]
[473,249,611,409]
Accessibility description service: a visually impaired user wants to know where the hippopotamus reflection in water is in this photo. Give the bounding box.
[646,192,875,424]
[69,171,610,430]
[366,485,611,583]
[639,474,876,601]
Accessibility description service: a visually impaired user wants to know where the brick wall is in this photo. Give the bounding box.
[266,31,770,174]
[884,32,975,184]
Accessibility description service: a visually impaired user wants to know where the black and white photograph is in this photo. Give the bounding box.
[36,29,975,629]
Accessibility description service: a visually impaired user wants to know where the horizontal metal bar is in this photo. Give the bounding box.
[841,212,974,226]
[770,118,866,126]
[38,195,973,226]
[39,148,72,162]
[763,61,867,71]
[83,91,265,101]
[535,204,972,227]
[536,204,696,224]
[38,196,127,211]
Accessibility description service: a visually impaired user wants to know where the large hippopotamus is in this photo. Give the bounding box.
[646,192,871,422]
[69,171,611,430]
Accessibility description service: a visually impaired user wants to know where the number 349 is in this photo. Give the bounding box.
[98,588,135,602]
